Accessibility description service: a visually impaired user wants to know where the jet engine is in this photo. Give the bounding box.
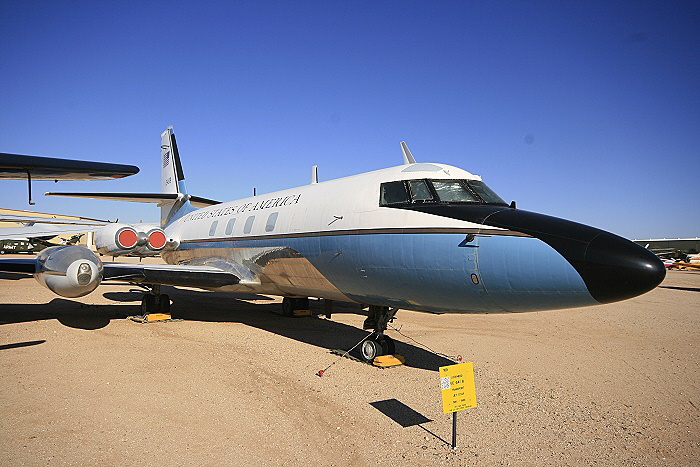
[34,245,103,298]
[95,223,167,256]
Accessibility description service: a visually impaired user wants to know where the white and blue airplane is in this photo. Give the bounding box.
[0,127,666,361]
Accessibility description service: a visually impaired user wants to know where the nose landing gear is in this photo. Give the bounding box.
[359,305,397,363]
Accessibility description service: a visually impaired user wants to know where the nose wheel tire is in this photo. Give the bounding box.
[361,339,384,362]
[383,335,395,355]
[359,334,395,362]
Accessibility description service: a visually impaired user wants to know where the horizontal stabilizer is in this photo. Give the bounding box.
[44,192,220,208]
[0,153,139,180]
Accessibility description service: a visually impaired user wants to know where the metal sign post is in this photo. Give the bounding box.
[440,362,477,449]
[452,411,457,449]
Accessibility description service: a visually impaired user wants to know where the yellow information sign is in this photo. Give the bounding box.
[440,362,477,414]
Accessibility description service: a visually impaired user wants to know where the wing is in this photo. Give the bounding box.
[0,258,240,288]
[0,153,139,180]
[103,262,240,287]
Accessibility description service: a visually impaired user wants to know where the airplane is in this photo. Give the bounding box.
[0,127,666,362]
[0,233,84,255]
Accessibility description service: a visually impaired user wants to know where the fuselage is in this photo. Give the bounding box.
[161,162,665,313]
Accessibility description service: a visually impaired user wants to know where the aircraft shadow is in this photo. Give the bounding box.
[0,287,454,371]
[162,287,454,372]
[0,272,32,281]
[0,298,130,330]
[659,286,700,293]
[0,340,47,350]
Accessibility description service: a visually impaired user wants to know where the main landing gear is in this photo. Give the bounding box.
[360,305,397,363]
[140,284,171,316]
[281,297,310,317]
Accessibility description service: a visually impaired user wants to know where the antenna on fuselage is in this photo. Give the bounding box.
[400,142,416,165]
[311,165,318,184]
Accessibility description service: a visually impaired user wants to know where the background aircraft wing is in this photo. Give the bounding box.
[0,153,139,180]
[0,223,109,240]
[0,214,109,226]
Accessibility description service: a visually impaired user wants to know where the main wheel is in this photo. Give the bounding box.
[281,297,293,316]
[159,294,171,314]
[141,294,156,315]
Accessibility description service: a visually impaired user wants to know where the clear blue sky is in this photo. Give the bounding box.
[1,1,698,239]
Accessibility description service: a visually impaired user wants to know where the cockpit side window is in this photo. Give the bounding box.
[466,180,507,205]
[379,178,507,207]
[380,180,410,205]
[431,180,480,202]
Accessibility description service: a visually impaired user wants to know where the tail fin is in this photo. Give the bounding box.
[160,126,195,227]
[43,126,219,229]
[161,126,187,195]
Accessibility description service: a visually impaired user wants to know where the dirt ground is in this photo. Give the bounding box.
[1,255,698,466]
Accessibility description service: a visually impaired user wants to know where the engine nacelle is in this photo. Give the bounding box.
[95,223,167,257]
[34,246,103,298]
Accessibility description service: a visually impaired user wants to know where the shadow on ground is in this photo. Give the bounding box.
[659,286,700,293]
[0,298,131,330]
[0,286,454,371]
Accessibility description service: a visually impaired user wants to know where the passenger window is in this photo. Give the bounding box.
[408,180,434,202]
[432,181,479,202]
[265,212,278,232]
[225,218,236,235]
[380,181,410,206]
[209,220,218,236]
[244,216,255,234]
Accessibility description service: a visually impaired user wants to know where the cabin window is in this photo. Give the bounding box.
[265,212,278,232]
[379,181,410,206]
[225,218,236,235]
[407,179,435,202]
[244,216,255,234]
[431,181,480,203]
[208,220,218,236]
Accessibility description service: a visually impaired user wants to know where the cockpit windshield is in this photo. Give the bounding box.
[380,178,507,207]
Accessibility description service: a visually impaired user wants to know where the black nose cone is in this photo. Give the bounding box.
[576,232,666,303]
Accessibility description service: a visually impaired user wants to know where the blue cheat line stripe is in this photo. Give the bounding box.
[180,232,596,313]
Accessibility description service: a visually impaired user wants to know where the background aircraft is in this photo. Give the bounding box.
[0,152,139,205]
